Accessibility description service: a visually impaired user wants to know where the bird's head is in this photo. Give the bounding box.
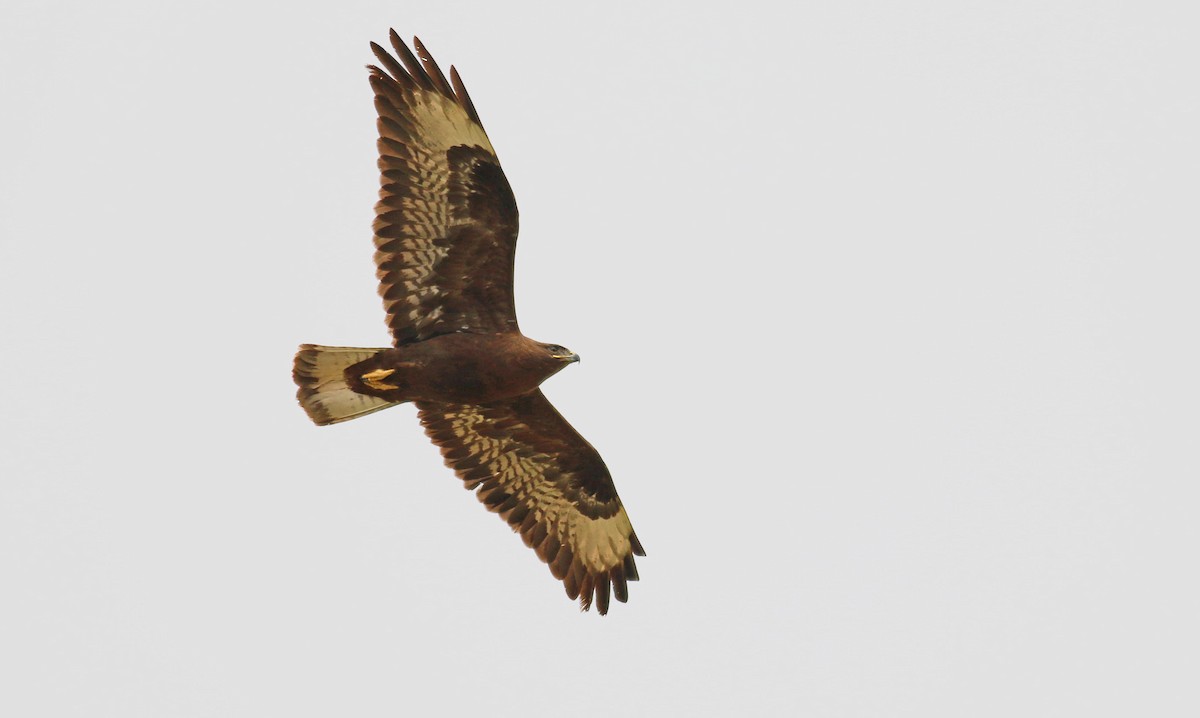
[539,342,580,365]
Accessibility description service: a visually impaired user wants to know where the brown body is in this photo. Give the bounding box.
[346,332,575,405]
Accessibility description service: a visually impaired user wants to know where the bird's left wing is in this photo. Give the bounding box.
[417,391,644,614]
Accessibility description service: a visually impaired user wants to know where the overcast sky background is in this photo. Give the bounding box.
[2,1,1198,715]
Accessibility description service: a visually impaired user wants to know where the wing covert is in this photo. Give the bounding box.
[417,391,645,614]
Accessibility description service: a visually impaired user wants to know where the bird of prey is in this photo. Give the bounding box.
[292,30,644,614]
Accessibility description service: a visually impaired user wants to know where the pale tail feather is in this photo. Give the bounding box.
[293,344,398,425]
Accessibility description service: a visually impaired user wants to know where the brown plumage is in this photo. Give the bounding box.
[292,30,644,614]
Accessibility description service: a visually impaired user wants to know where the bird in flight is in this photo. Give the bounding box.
[293,30,644,614]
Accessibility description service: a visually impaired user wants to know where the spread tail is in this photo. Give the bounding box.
[293,344,399,425]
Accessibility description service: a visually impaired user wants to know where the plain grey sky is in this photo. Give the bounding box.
[2,1,1198,715]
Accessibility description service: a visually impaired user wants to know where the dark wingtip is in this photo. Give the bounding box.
[381,29,432,91]
[595,576,611,615]
[578,573,595,613]
[623,553,640,582]
[611,567,629,604]
[412,35,454,98]
[630,529,646,557]
[449,65,482,125]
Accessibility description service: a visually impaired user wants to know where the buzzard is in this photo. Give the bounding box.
[293,30,644,614]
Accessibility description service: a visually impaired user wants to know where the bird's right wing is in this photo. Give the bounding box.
[368,31,521,345]
[417,390,645,615]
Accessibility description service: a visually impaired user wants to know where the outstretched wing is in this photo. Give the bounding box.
[368,31,520,346]
[417,391,645,615]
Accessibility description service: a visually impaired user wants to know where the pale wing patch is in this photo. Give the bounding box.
[566,511,635,574]
[402,89,494,155]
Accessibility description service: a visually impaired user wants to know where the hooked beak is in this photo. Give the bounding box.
[566,352,580,364]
